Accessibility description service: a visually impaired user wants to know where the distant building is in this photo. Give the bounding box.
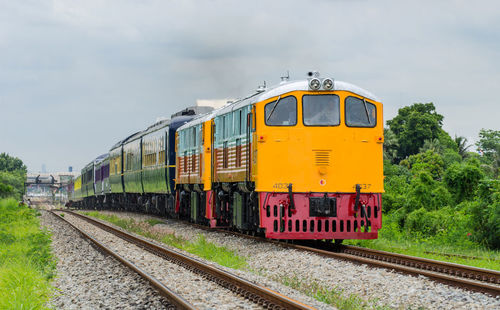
[195,99,232,109]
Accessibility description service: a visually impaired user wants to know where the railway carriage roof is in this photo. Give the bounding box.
[94,153,109,165]
[82,153,108,171]
[177,79,380,131]
[109,119,171,152]
[109,131,142,151]
[141,118,170,137]
[177,111,217,131]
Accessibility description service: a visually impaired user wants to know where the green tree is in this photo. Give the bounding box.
[437,130,458,152]
[476,129,500,178]
[443,158,484,202]
[454,135,471,159]
[0,182,14,198]
[383,160,411,213]
[419,138,445,155]
[400,150,445,180]
[442,148,462,168]
[0,171,25,199]
[383,128,399,163]
[467,180,500,249]
[0,153,27,199]
[386,103,444,161]
[0,153,27,174]
[406,171,452,212]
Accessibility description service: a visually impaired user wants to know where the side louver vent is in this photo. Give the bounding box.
[314,150,331,166]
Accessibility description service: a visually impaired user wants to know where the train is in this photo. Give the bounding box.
[68,72,384,242]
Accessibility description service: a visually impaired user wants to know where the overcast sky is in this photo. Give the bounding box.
[1,0,499,173]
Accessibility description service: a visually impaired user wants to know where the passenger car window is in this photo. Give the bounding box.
[303,95,340,126]
[265,96,297,126]
[345,96,377,127]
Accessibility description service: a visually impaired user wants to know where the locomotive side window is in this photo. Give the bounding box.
[345,96,377,127]
[265,96,297,126]
[302,95,340,126]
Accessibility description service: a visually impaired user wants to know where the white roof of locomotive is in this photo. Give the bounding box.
[256,80,380,103]
[177,79,380,131]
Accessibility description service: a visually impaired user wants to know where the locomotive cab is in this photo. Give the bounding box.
[253,76,384,240]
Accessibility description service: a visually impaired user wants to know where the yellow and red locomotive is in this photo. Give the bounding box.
[175,72,384,241]
[71,72,384,242]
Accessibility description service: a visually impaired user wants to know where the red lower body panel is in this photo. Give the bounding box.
[259,192,382,239]
[205,190,218,228]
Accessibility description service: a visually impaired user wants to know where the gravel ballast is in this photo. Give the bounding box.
[95,211,500,310]
[56,211,274,310]
[40,210,171,309]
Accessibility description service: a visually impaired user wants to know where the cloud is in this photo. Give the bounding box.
[0,1,499,171]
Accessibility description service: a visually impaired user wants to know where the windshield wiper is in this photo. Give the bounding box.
[266,95,281,122]
[362,98,372,125]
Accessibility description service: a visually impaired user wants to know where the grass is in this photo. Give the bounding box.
[274,274,390,310]
[344,219,500,271]
[145,218,163,226]
[83,211,248,269]
[0,198,55,309]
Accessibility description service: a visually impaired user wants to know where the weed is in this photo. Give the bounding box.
[273,274,390,310]
[145,218,164,226]
[83,212,247,269]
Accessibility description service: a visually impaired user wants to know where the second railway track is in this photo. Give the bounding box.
[56,210,317,310]
[184,222,500,297]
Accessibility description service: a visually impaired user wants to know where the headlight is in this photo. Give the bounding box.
[309,78,321,90]
[323,78,334,90]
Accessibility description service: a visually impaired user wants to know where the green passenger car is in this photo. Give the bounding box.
[109,144,123,194]
[141,119,171,194]
[81,162,95,198]
[123,134,144,194]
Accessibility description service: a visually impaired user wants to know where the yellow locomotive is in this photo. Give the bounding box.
[176,72,383,241]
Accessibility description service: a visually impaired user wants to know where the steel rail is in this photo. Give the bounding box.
[63,210,316,310]
[340,245,500,285]
[296,243,500,297]
[187,223,500,297]
[48,211,194,310]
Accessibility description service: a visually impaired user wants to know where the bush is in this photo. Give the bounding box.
[442,148,462,168]
[404,206,468,240]
[0,198,55,309]
[401,150,445,180]
[0,171,25,200]
[406,171,451,212]
[405,207,445,236]
[467,180,500,249]
[444,159,484,203]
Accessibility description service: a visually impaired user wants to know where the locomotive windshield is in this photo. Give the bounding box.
[302,94,340,126]
[265,96,297,126]
[345,96,376,127]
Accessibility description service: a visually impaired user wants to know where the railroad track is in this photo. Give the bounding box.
[301,242,500,297]
[184,223,500,297]
[58,210,316,310]
[49,210,193,309]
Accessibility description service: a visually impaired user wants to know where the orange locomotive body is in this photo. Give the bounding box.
[176,72,384,241]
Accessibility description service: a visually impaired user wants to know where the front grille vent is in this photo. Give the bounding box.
[314,150,331,166]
